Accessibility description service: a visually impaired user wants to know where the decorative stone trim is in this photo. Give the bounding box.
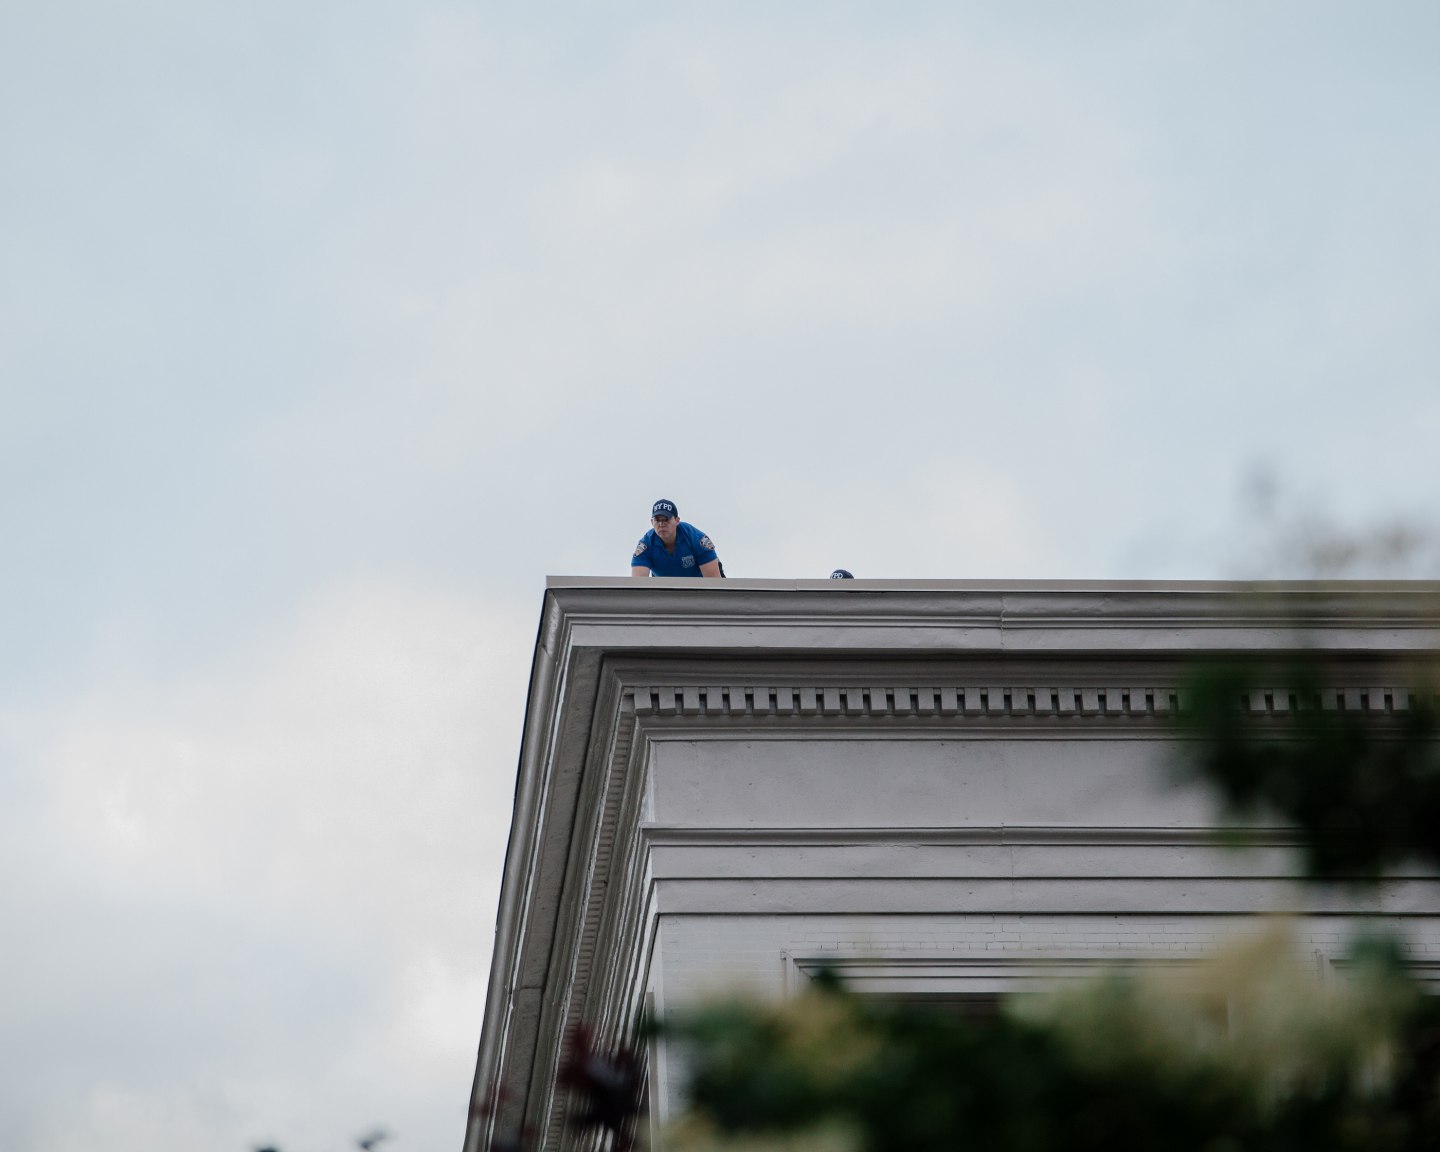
[788,953,1440,997]
[783,952,1206,999]
[629,685,1429,720]
[642,824,1302,848]
[1327,956,1440,989]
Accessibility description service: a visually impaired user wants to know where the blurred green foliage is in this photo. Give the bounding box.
[662,929,1440,1152]
[1177,661,1440,881]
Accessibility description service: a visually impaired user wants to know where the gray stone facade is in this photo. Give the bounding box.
[464,579,1440,1152]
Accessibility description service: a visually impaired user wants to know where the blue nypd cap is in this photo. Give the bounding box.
[652,499,678,519]
[830,569,854,579]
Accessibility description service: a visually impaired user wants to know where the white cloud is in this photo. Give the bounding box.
[0,582,533,1152]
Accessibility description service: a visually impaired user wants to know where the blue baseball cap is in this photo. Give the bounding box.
[652,499,678,519]
[830,569,854,579]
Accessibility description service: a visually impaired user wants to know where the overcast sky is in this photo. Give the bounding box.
[2,2,1437,1150]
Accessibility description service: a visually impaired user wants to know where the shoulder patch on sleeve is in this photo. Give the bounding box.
[699,535,715,551]
[634,540,647,558]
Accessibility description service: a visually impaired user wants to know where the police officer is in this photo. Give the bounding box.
[631,499,723,577]
[830,569,854,579]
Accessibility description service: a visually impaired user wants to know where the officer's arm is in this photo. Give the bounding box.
[631,566,651,578]
[699,559,722,577]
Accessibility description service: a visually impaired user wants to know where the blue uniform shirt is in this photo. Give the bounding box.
[631,521,718,577]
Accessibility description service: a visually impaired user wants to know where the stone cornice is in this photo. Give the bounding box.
[545,578,1440,654]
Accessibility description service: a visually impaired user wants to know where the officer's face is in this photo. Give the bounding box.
[651,515,678,544]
